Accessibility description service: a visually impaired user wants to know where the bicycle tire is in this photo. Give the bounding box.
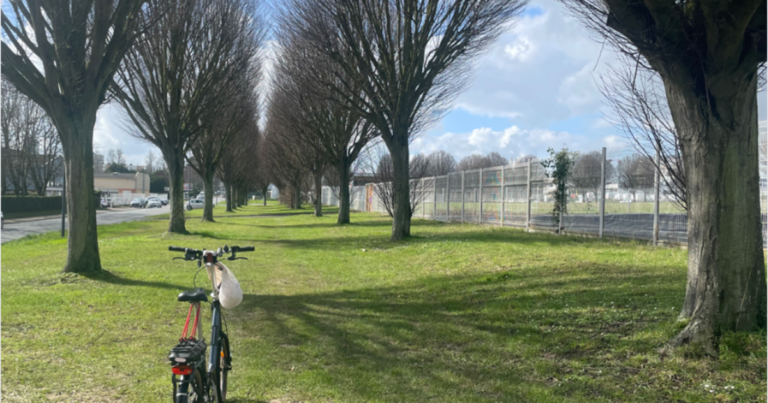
[219,333,231,401]
[175,369,204,403]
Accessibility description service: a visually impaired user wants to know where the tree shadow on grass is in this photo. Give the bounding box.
[190,219,585,252]
[232,267,689,402]
[82,269,187,291]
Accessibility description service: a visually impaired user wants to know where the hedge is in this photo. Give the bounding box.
[2,191,102,214]
[2,196,62,214]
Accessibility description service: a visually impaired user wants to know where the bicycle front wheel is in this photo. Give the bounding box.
[219,333,231,401]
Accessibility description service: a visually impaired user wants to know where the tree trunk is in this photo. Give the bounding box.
[293,183,302,209]
[202,169,215,222]
[225,183,233,212]
[166,151,188,234]
[313,170,323,217]
[59,121,102,273]
[388,139,411,240]
[666,72,766,355]
[263,187,268,206]
[337,160,351,224]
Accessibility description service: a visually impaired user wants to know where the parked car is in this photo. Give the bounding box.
[100,198,111,208]
[146,198,163,208]
[186,198,204,210]
[1,212,4,229]
[160,199,169,206]
[130,198,145,208]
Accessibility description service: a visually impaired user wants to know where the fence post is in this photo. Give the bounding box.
[433,176,437,219]
[61,174,66,237]
[461,171,465,223]
[422,179,426,218]
[479,168,484,223]
[599,147,606,238]
[526,161,532,231]
[653,148,660,246]
[446,173,451,220]
[500,166,505,227]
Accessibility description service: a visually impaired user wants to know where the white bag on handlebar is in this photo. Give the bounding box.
[214,263,243,309]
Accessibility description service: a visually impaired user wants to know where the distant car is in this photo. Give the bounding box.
[187,198,204,210]
[130,198,145,208]
[196,194,205,201]
[1,212,4,229]
[160,199,169,206]
[100,199,110,208]
[146,198,163,208]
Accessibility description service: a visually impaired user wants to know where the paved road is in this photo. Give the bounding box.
[1,207,168,244]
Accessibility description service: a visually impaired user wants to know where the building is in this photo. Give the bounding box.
[94,172,151,197]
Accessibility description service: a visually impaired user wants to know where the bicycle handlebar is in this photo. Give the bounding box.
[168,245,254,262]
[169,246,200,253]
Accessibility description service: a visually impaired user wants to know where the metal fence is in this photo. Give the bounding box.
[322,144,768,246]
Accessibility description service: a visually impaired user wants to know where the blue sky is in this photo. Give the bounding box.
[92,0,766,166]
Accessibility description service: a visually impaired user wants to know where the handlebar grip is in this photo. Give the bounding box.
[169,246,187,252]
[235,246,255,252]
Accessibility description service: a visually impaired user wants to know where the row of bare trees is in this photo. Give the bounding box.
[113,0,265,230]
[262,0,527,239]
[1,0,266,271]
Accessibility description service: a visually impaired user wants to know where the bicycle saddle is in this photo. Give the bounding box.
[178,288,208,302]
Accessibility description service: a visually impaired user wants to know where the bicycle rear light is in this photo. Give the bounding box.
[172,365,193,376]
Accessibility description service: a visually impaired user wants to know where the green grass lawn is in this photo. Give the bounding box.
[2,203,764,402]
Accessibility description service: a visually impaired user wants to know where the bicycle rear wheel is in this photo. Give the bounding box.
[175,369,204,403]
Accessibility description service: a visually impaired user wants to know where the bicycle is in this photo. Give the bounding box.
[167,244,253,403]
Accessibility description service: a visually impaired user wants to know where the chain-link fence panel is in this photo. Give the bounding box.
[503,165,528,227]
[482,168,502,224]
[448,172,463,221]
[433,176,448,221]
[563,152,603,235]
[463,170,481,223]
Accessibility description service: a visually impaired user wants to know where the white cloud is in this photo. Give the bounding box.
[450,0,618,126]
[412,124,627,161]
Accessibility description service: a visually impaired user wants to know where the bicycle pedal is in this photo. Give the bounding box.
[168,339,206,364]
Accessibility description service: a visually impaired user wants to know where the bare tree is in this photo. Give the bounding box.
[113,0,262,233]
[2,0,147,272]
[273,8,378,222]
[562,0,767,352]
[144,151,157,175]
[457,152,508,171]
[0,81,63,196]
[29,118,62,196]
[513,154,537,167]
[298,0,527,240]
[426,150,457,176]
[569,151,614,201]
[599,56,686,209]
[262,113,311,209]
[93,152,105,173]
[187,68,261,221]
[486,152,508,167]
[367,147,431,218]
[457,154,487,172]
[2,80,34,195]
[616,155,655,201]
